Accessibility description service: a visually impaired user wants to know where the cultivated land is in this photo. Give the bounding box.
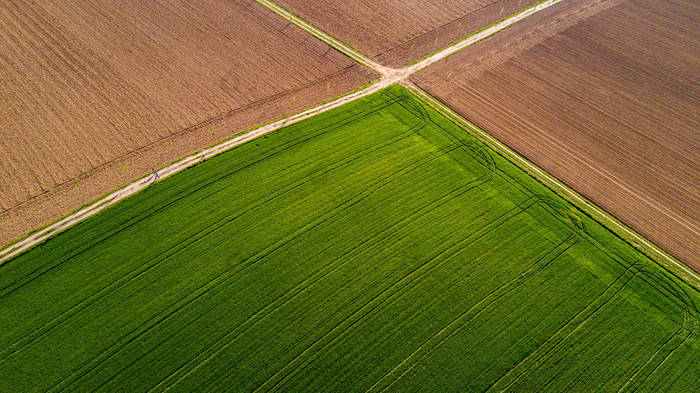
[1,87,697,392]
[0,0,371,248]
[273,0,541,67]
[413,0,700,270]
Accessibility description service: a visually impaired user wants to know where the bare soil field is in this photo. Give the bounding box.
[413,0,700,270]
[274,0,540,67]
[0,0,371,247]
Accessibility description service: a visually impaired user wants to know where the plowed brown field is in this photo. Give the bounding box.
[274,0,540,67]
[0,0,372,247]
[413,0,700,270]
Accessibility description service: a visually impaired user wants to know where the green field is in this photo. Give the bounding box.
[0,86,697,392]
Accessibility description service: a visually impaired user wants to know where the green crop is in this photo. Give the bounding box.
[0,86,696,392]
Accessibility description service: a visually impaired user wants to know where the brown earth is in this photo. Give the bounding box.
[413,0,700,271]
[0,0,373,247]
[275,0,540,67]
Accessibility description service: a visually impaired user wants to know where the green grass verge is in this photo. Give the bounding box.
[0,86,697,392]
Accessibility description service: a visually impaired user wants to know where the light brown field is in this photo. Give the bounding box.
[0,0,372,247]
[413,0,700,270]
[274,0,540,67]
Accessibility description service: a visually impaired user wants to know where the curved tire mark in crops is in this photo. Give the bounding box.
[366,199,583,393]
[389,89,534,199]
[384,89,498,182]
[45,130,470,393]
[0,95,405,296]
[486,263,643,392]
[575,229,698,392]
[483,263,696,393]
[393,89,566,212]
[383,88,497,182]
[0,117,426,365]
[247,196,552,393]
[534,266,696,393]
[616,268,697,393]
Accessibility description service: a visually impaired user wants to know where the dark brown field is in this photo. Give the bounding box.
[0,0,372,246]
[275,0,540,67]
[413,0,700,270]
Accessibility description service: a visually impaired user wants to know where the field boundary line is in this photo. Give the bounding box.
[402,82,699,288]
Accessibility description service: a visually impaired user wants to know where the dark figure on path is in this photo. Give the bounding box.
[151,168,160,182]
